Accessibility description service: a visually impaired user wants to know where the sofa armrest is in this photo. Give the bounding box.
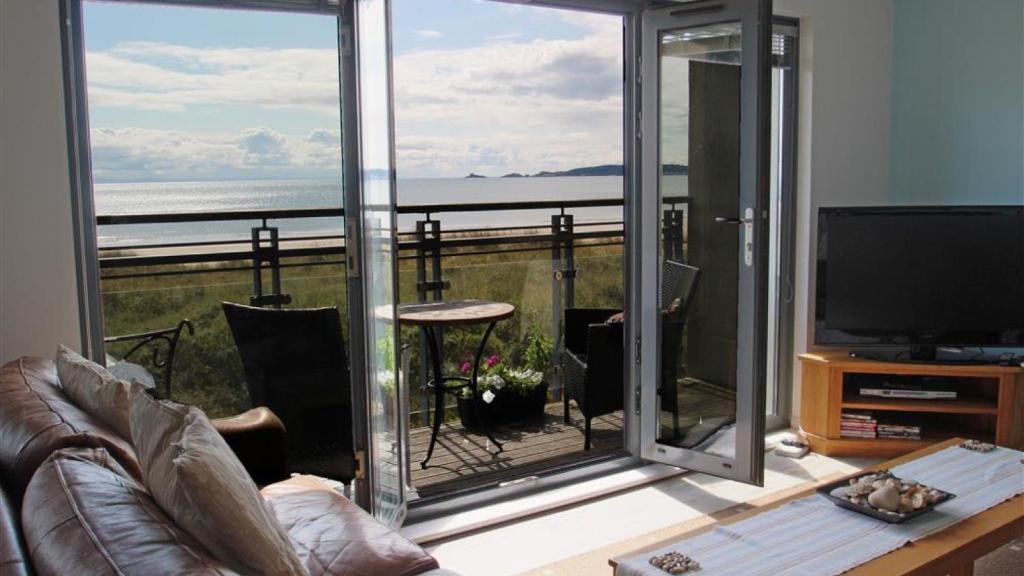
[212,407,288,486]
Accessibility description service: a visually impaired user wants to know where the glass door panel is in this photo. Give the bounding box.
[639,0,770,485]
[349,0,405,527]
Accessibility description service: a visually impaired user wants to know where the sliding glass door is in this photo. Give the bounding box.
[637,0,772,485]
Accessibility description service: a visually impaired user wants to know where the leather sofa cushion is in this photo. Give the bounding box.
[57,344,135,439]
[21,448,234,576]
[0,357,142,498]
[129,386,307,576]
[1,480,30,576]
[262,475,440,576]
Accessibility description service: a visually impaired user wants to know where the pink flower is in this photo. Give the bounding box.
[460,361,472,374]
[486,355,500,368]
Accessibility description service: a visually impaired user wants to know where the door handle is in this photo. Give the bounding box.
[714,216,750,224]
[715,210,755,267]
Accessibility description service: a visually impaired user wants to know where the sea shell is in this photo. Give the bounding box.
[851,480,875,496]
[898,497,914,513]
[830,486,849,500]
[910,492,925,509]
[868,485,901,511]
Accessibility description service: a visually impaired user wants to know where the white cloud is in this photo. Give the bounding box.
[86,9,626,180]
[392,15,624,177]
[89,126,341,182]
[486,32,522,41]
[86,42,341,115]
[414,29,443,39]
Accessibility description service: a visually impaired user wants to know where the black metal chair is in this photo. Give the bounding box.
[222,302,355,485]
[104,319,194,399]
[561,261,701,449]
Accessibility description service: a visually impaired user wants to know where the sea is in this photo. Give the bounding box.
[94,176,686,248]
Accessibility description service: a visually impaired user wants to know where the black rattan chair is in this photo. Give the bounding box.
[659,262,703,437]
[222,302,355,485]
[561,261,701,449]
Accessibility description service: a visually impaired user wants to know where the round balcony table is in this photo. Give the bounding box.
[397,300,515,468]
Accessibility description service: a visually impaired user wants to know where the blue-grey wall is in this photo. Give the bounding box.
[890,0,1024,204]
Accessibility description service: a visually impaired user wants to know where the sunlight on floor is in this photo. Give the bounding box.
[422,438,878,576]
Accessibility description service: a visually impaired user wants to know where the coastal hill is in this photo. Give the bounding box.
[465,164,688,178]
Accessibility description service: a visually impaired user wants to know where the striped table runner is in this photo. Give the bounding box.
[616,445,1024,576]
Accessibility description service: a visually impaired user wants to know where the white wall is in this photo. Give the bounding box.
[0,0,83,361]
[774,0,895,421]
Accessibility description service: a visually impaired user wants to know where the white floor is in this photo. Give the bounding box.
[420,448,876,576]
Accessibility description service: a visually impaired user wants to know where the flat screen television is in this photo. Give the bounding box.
[815,206,1024,361]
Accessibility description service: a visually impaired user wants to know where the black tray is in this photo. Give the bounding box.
[817,472,956,524]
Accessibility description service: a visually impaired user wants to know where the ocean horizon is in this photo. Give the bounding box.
[94,175,687,248]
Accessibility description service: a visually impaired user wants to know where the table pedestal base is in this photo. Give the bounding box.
[420,322,504,469]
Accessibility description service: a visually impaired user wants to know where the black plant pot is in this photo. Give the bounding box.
[457,382,549,429]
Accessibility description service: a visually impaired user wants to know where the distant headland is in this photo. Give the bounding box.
[464,164,688,178]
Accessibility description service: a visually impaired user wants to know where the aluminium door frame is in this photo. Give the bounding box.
[767,16,798,430]
[60,0,106,362]
[636,0,772,486]
[338,0,372,511]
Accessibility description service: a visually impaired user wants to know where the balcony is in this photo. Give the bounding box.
[97,196,689,496]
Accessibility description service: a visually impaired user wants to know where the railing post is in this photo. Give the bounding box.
[662,205,686,262]
[550,213,575,400]
[250,223,291,308]
[414,218,445,427]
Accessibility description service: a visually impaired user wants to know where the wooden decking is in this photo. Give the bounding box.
[407,379,737,499]
[409,401,624,498]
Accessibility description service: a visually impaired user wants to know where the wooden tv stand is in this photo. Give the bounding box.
[798,351,1024,458]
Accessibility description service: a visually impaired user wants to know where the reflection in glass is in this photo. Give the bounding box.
[357,0,404,526]
[656,22,742,456]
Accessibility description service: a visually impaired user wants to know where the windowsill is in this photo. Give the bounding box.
[401,459,683,544]
[401,429,800,544]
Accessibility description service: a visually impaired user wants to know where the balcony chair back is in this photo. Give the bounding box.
[659,261,703,437]
[222,302,355,483]
[561,260,701,449]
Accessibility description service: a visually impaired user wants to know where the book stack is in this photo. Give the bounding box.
[840,411,877,439]
[877,422,922,440]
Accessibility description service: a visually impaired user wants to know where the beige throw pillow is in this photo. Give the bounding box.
[129,386,308,576]
[56,344,133,439]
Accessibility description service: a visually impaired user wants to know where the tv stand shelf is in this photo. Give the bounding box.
[799,352,1024,458]
[841,395,999,415]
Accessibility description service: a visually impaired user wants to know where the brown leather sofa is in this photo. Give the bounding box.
[0,357,456,576]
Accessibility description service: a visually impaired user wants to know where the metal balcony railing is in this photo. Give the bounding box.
[96,196,689,423]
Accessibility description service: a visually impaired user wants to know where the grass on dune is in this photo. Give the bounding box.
[102,241,623,418]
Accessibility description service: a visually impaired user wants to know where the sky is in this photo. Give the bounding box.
[83,0,624,182]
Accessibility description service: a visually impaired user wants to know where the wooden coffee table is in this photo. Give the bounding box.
[611,438,1023,576]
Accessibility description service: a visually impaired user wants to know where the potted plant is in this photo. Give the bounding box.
[457,331,552,428]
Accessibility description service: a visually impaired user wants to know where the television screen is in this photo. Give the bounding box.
[815,206,1024,349]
